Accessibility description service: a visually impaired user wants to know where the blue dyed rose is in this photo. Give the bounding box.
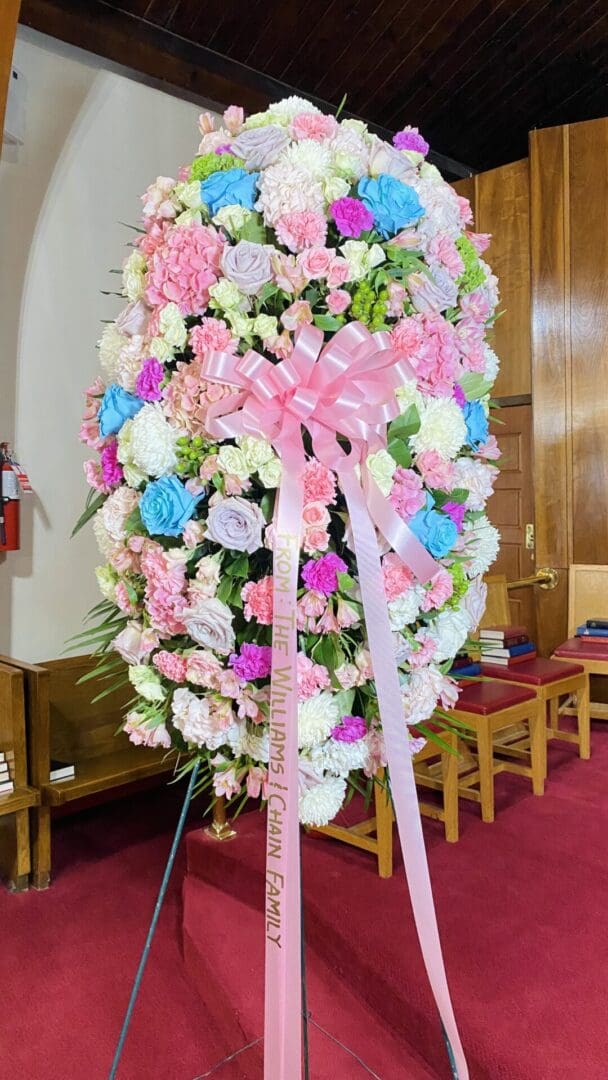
[140,475,202,537]
[409,494,458,559]
[200,168,259,217]
[98,384,144,437]
[357,173,424,238]
[463,400,489,451]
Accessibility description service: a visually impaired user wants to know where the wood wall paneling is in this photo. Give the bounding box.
[568,118,608,564]
[1,0,20,141]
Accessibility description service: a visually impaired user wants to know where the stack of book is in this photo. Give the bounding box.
[575,618,608,641]
[50,759,75,783]
[449,652,481,678]
[0,750,14,796]
[479,625,536,667]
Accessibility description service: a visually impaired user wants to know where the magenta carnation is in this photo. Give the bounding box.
[442,502,466,531]
[393,127,430,156]
[331,715,367,743]
[100,440,123,486]
[229,643,273,681]
[301,553,347,596]
[330,197,374,239]
[136,357,164,401]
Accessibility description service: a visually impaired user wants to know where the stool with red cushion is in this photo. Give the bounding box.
[443,679,545,823]
[552,637,608,724]
[480,657,590,765]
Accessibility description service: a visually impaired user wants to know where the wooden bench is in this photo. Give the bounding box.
[0,654,176,888]
[0,663,40,890]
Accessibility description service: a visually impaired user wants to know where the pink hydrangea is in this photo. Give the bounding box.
[163,358,234,437]
[326,289,351,315]
[303,459,336,505]
[189,317,237,356]
[290,112,338,142]
[390,467,426,520]
[415,449,456,490]
[421,568,454,612]
[153,650,188,682]
[145,223,225,315]
[392,314,460,397]
[242,576,274,624]
[301,553,347,595]
[297,653,331,700]
[275,211,327,252]
[100,440,123,487]
[382,552,415,601]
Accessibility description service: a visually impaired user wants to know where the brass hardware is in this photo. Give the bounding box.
[525,523,535,550]
[507,568,559,592]
[204,795,237,841]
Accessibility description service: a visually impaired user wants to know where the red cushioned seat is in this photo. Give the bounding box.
[479,658,584,686]
[554,637,608,661]
[455,680,537,715]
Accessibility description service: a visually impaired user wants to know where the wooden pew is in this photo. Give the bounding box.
[0,654,176,888]
[0,663,40,890]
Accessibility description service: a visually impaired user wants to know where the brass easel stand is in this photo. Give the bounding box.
[204,795,237,840]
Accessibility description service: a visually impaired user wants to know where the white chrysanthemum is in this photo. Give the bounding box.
[462,515,500,577]
[256,162,325,227]
[130,403,177,477]
[483,343,500,383]
[298,691,340,750]
[395,378,423,414]
[98,324,127,383]
[388,585,425,630]
[269,96,321,122]
[122,251,147,301]
[101,486,139,541]
[310,738,367,778]
[282,139,332,179]
[427,608,470,663]
[452,458,498,511]
[92,510,115,559]
[410,397,467,460]
[299,774,346,827]
[330,127,370,180]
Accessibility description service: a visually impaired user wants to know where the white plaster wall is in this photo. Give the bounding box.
[0,28,219,660]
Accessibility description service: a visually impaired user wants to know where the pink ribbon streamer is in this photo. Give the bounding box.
[202,322,468,1079]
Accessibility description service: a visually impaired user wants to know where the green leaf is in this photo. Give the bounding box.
[333,688,355,716]
[226,553,249,579]
[124,506,143,536]
[238,215,267,244]
[387,438,412,467]
[71,491,107,537]
[433,487,468,508]
[216,576,233,604]
[304,286,320,307]
[313,314,343,332]
[337,571,356,594]
[459,372,494,401]
[388,403,420,441]
[259,281,280,305]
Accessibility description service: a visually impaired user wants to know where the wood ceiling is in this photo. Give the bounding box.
[21,0,608,176]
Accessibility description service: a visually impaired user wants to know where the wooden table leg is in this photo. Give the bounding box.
[374,771,393,878]
[529,701,546,796]
[31,804,51,890]
[476,722,495,823]
[442,738,459,843]
[577,677,591,760]
[204,795,237,841]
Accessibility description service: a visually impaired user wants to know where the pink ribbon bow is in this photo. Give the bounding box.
[201,321,468,1080]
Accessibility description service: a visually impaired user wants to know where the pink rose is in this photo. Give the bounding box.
[113,622,159,665]
[415,450,456,490]
[303,526,330,554]
[326,289,351,315]
[302,501,330,527]
[221,240,272,296]
[326,257,350,288]
[297,246,333,281]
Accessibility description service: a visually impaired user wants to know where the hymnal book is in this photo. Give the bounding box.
[481,641,534,659]
[482,650,537,668]
[576,625,608,638]
[0,779,14,796]
[452,662,482,678]
[49,759,75,782]
[450,654,473,670]
[0,762,9,778]
[479,625,528,642]
[586,619,608,630]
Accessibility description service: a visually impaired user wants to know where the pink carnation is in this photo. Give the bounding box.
[421,568,454,612]
[382,552,415,601]
[145,223,225,315]
[241,576,274,624]
[303,459,336,505]
[456,196,474,226]
[467,231,491,254]
[84,459,110,493]
[407,632,437,669]
[392,314,460,397]
[297,653,331,700]
[153,650,188,682]
[331,715,367,743]
[190,317,237,356]
[326,289,351,315]
[186,650,223,688]
[390,467,426,520]
[115,581,138,614]
[275,211,327,253]
[291,112,338,142]
[415,449,455,490]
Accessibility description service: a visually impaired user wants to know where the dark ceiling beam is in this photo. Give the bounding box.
[19,0,473,179]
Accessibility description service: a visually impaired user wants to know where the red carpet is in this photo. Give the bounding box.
[0,723,606,1078]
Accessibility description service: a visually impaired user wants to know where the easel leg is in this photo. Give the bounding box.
[204,795,237,841]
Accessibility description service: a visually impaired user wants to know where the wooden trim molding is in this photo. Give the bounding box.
[493,394,532,408]
[1,0,21,141]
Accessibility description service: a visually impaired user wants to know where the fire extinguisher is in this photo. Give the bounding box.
[0,444,20,552]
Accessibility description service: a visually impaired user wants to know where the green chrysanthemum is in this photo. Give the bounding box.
[189,153,245,182]
[456,235,486,294]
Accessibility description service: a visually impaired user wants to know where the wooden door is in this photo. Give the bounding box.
[486,404,538,642]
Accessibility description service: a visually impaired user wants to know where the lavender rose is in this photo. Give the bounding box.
[221,241,273,296]
[408,269,458,314]
[205,495,265,552]
[231,125,289,169]
[115,299,151,337]
[183,598,235,655]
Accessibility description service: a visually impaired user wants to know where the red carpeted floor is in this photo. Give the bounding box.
[1,722,608,1079]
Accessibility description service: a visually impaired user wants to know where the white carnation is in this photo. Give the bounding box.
[410,397,467,460]
[409,175,462,243]
[402,665,449,726]
[427,607,470,663]
[462,515,500,577]
[101,486,139,541]
[298,691,340,750]
[269,96,321,122]
[98,324,127,383]
[130,403,177,477]
[228,723,270,762]
[256,162,325,227]
[310,738,367,778]
[452,458,498,510]
[158,302,187,349]
[299,773,346,827]
[483,343,500,384]
[116,419,147,488]
[93,510,115,558]
[171,688,237,751]
[388,585,425,630]
[122,251,147,301]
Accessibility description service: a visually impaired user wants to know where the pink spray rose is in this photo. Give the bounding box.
[326,289,351,315]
